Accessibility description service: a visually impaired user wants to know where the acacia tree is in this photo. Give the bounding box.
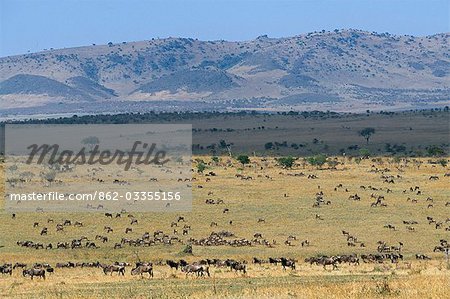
[195,159,207,173]
[359,128,375,144]
[236,155,250,167]
[277,156,297,168]
[306,154,327,169]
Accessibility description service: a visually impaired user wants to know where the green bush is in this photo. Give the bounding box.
[276,156,297,168]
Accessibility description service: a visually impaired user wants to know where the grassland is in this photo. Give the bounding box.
[0,156,449,298]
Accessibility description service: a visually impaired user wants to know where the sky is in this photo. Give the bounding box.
[0,0,449,57]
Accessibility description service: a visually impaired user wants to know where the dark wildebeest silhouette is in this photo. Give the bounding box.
[166,260,180,270]
[23,268,46,280]
[281,258,296,270]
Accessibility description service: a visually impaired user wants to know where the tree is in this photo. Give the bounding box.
[277,156,297,168]
[359,148,371,158]
[306,154,327,168]
[359,128,375,144]
[236,155,250,167]
[195,159,207,173]
[427,145,445,157]
[196,163,206,173]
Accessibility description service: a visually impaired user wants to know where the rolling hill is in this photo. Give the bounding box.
[0,29,449,115]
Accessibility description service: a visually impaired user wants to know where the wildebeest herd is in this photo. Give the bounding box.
[1,157,449,285]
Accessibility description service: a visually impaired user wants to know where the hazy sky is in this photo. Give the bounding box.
[1,0,449,57]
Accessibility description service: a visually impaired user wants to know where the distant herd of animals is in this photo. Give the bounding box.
[2,242,448,280]
[2,160,450,281]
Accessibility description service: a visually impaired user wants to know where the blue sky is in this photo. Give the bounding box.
[0,0,449,57]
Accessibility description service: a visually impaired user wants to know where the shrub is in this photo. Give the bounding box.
[236,155,250,167]
[276,156,297,168]
[307,154,327,168]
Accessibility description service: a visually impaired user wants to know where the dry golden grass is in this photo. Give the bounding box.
[0,156,449,298]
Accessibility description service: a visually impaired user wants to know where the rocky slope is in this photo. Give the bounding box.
[0,29,449,114]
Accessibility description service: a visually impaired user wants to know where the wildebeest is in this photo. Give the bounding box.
[230,262,246,274]
[166,260,180,270]
[269,257,282,265]
[280,257,296,270]
[253,257,264,265]
[182,264,210,277]
[13,262,27,269]
[306,256,338,270]
[23,268,46,279]
[131,263,153,278]
[415,254,431,260]
[102,264,125,276]
[0,264,12,275]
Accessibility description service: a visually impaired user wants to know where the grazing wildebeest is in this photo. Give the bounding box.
[56,224,64,232]
[269,257,282,265]
[74,221,83,227]
[85,242,98,249]
[71,240,82,249]
[254,233,263,238]
[416,254,431,260]
[102,264,125,276]
[182,264,210,277]
[320,257,338,270]
[166,260,180,270]
[230,262,247,274]
[131,263,153,277]
[253,257,264,265]
[179,259,188,267]
[0,265,12,275]
[301,240,310,247]
[280,258,296,270]
[23,268,46,280]
[13,262,26,269]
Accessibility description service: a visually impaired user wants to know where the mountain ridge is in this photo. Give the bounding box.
[1,29,449,114]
